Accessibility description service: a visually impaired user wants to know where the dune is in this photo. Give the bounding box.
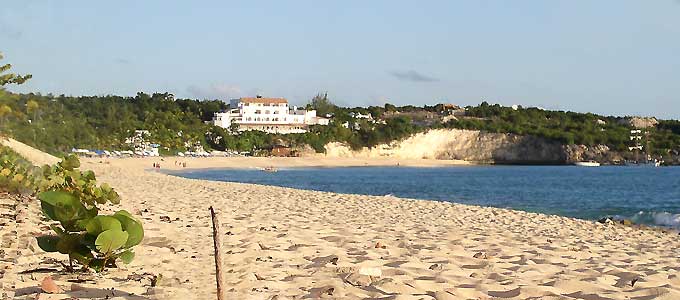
[2,143,680,299]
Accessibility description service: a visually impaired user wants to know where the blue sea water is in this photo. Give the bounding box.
[170,166,680,228]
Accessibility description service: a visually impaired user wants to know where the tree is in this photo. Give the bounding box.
[0,53,32,87]
[26,99,39,121]
[384,103,397,112]
[0,104,12,127]
[307,92,336,116]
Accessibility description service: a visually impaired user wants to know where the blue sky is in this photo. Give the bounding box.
[2,1,679,118]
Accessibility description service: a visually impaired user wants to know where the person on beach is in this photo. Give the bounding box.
[152,162,156,168]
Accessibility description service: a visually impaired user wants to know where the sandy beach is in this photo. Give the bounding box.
[99,155,472,172]
[3,140,680,300]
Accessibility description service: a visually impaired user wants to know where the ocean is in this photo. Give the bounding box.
[170,165,680,228]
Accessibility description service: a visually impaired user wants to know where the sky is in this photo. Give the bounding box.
[1,1,679,118]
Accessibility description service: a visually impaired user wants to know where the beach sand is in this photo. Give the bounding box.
[103,155,472,171]
[3,139,680,299]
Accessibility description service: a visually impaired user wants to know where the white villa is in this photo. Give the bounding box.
[211,96,330,134]
[124,130,159,156]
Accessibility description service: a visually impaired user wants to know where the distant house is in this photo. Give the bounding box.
[442,104,465,116]
[124,130,159,156]
[350,112,374,120]
[270,144,293,157]
[211,95,329,134]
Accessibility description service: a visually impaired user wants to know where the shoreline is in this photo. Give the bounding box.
[5,140,680,299]
[86,155,473,172]
[164,165,680,233]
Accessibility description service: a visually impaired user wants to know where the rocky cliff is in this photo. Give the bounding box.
[318,129,680,165]
[321,129,568,164]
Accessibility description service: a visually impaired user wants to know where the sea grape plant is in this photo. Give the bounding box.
[1,148,144,272]
[0,145,42,194]
[36,154,121,205]
[32,155,143,272]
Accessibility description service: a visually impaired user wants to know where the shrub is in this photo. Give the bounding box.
[0,145,41,194]
[34,155,142,272]
[36,191,143,272]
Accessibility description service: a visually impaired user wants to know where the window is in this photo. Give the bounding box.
[255,110,261,114]
[265,110,270,114]
[273,111,279,114]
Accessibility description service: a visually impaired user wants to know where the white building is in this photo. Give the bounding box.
[212,96,329,134]
[350,112,374,121]
[124,130,159,156]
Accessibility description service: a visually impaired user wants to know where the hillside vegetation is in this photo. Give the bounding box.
[444,102,680,155]
[2,90,680,158]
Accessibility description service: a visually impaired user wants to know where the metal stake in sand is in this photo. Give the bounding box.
[209,206,225,300]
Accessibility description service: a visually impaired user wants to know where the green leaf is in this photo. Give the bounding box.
[70,243,94,266]
[95,194,108,204]
[38,191,77,207]
[93,187,103,198]
[85,216,122,236]
[39,191,95,226]
[88,258,106,272]
[108,190,120,205]
[49,224,65,236]
[95,230,128,253]
[56,233,80,254]
[119,250,135,264]
[69,170,81,181]
[40,201,57,221]
[83,170,96,181]
[113,210,135,219]
[81,234,97,251]
[76,219,91,231]
[60,155,80,171]
[113,211,144,248]
[36,235,60,252]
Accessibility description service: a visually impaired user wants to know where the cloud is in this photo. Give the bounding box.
[186,83,243,100]
[389,70,439,82]
[0,23,22,40]
[114,58,131,64]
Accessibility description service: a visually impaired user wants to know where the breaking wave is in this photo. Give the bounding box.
[630,211,680,228]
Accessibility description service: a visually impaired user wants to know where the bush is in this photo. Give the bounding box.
[0,148,143,272]
[34,155,142,272]
[0,145,41,194]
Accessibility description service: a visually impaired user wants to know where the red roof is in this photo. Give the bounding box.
[240,97,288,104]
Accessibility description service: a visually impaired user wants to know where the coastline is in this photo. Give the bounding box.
[4,143,680,299]
[87,156,473,172]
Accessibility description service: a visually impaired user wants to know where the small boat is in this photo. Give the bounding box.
[262,166,278,173]
[624,159,663,167]
[574,161,600,167]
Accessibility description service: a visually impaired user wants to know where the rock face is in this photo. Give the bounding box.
[322,129,567,164]
[619,117,659,129]
[318,129,680,165]
[563,144,625,164]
